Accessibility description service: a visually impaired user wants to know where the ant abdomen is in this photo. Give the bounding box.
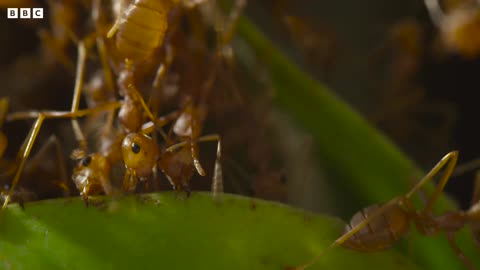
[116,0,177,61]
[343,204,410,252]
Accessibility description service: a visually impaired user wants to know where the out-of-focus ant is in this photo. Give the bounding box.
[291,151,480,270]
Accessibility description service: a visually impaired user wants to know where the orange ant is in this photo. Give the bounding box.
[120,98,222,196]
[2,39,121,206]
[3,101,121,208]
[101,0,227,193]
[425,0,480,58]
[121,129,222,197]
[291,151,480,270]
[3,39,125,206]
[81,0,243,197]
[1,98,71,203]
[71,150,116,205]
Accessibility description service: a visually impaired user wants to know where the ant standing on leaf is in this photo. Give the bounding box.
[120,99,223,198]
[2,40,122,207]
[105,0,248,197]
[2,0,245,207]
[4,102,122,208]
[0,98,71,206]
[291,151,480,270]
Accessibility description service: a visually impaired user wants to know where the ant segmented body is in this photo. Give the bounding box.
[2,0,250,207]
[292,151,480,270]
[72,153,113,204]
[108,0,180,62]
[121,129,222,197]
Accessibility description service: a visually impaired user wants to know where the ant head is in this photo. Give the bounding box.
[121,133,158,178]
[72,153,109,197]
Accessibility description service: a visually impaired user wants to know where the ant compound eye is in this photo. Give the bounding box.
[131,142,141,154]
[82,156,92,167]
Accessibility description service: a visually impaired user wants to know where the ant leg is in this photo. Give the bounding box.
[292,197,403,270]
[150,165,160,191]
[188,106,206,177]
[165,174,176,190]
[2,115,45,209]
[70,41,88,151]
[107,20,120,38]
[407,173,428,206]
[122,169,137,193]
[127,85,170,142]
[220,0,247,47]
[190,137,205,176]
[201,0,247,102]
[2,102,123,209]
[95,37,117,138]
[406,151,458,213]
[294,151,459,270]
[424,0,445,27]
[452,158,480,178]
[24,135,70,196]
[152,45,175,89]
[446,232,476,270]
[471,171,480,206]
[96,38,116,95]
[6,102,122,122]
[469,172,480,249]
[199,134,223,198]
[81,185,90,207]
[107,5,123,40]
[164,134,223,198]
[139,110,183,146]
[122,169,131,193]
[155,110,182,128]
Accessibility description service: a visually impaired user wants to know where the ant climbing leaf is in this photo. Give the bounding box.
[235,17,480,270]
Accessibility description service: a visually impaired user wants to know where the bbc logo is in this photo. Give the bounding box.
[7,8,44,19]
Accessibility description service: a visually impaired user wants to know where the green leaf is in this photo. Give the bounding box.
[235,18,479,270]
[0,193,421,270]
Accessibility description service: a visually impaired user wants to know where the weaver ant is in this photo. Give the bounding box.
[121,100,223,197]
[291,151,480,270]
[425,0,480,58]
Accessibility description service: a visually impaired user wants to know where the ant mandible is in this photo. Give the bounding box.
[291,151,480,270]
